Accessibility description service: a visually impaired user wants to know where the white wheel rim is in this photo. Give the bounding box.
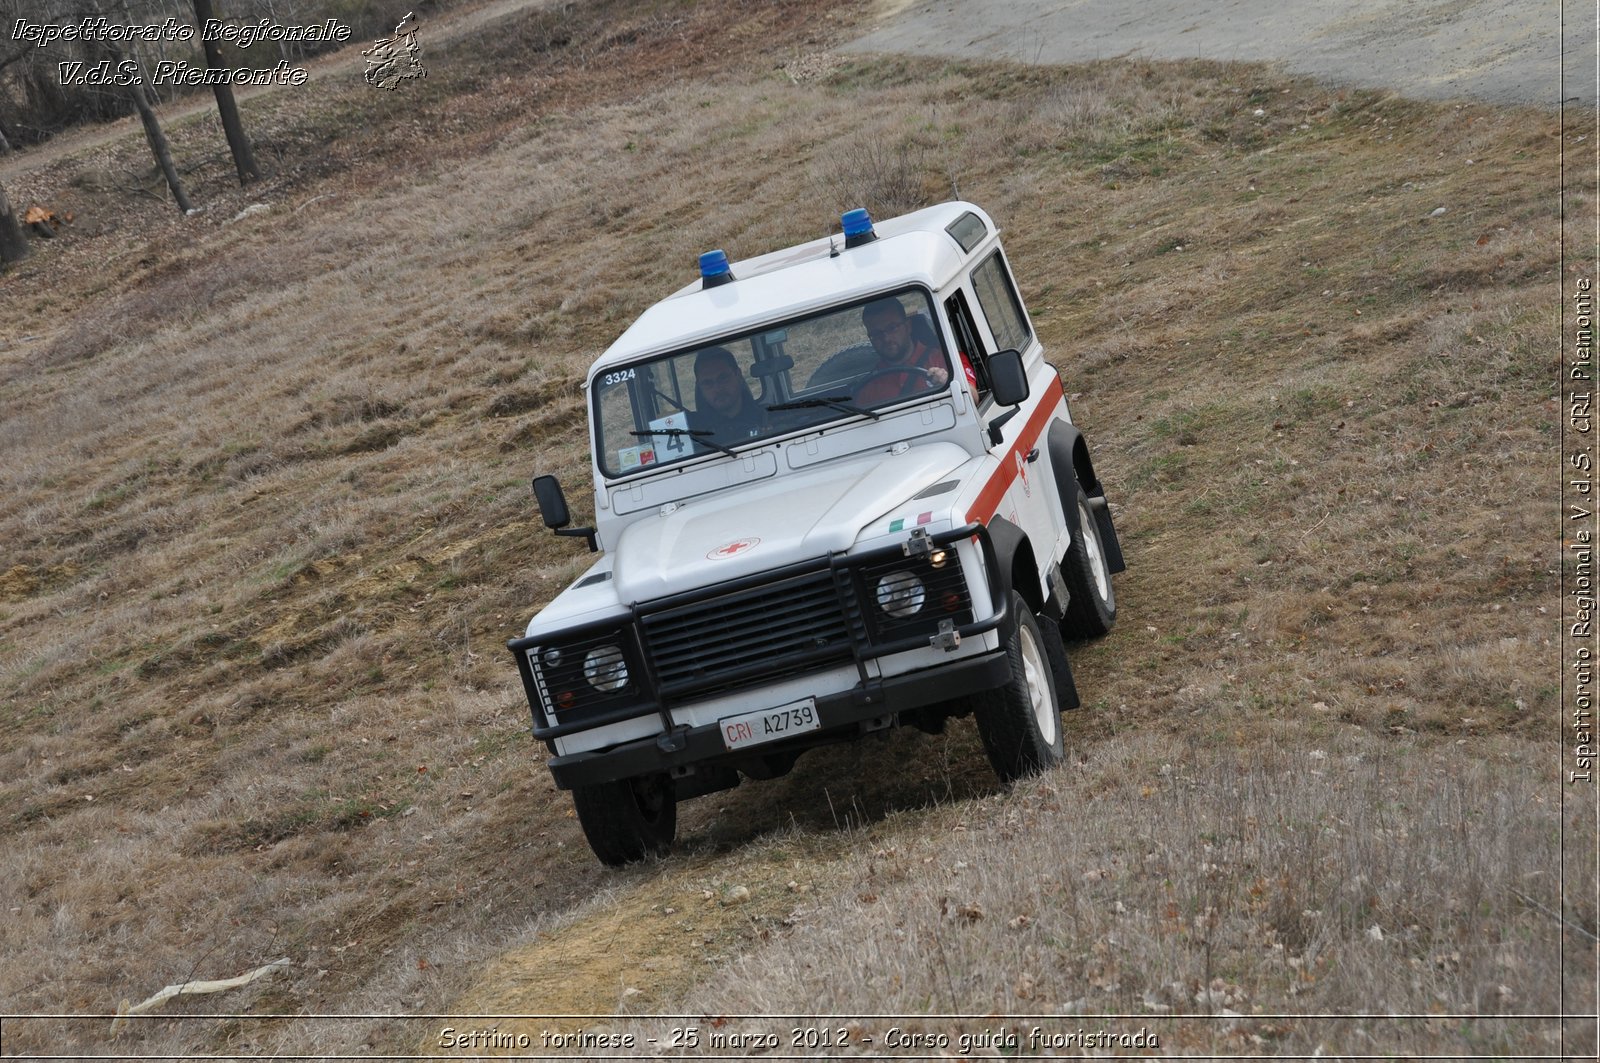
[1018,623,1056,746]
[1079,498,1110,603]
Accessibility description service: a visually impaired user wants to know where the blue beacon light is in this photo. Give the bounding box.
[841,208,877,248]
[699,249,734,289]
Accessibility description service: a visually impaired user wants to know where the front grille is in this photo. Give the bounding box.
[641,568,860,702]
[510,526,993,738]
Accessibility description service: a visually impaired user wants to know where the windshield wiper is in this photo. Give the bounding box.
[766,395,880,420]
[629,428,739,458]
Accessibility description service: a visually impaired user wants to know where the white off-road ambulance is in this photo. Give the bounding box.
[511,202,1125,865]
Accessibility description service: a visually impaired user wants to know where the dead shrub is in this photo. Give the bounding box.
[813,134,944,218]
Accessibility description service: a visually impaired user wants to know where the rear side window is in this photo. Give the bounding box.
[945,211,988,253]
[971,251,1032,354]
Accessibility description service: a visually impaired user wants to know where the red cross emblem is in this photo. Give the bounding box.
[707,536,760,560]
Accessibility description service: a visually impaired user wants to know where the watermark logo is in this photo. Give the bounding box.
[362,11,425,90]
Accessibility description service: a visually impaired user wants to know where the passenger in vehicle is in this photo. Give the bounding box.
[855,298,951,404]
[689,346,766,441]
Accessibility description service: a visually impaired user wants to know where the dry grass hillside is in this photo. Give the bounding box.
[0,0,1588,1058]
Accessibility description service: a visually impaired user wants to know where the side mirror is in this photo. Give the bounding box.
[532,474,571,529]
[532,474,598,552]
[988,348,1029,407]
[985,349,1031,445]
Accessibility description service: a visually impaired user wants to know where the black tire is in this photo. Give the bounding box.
[973,591,1065,784]
[1061,482,1117,639]
[571,773,676,867]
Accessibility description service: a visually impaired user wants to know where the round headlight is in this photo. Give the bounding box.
[583,645,629,691]
[875,571,926,618]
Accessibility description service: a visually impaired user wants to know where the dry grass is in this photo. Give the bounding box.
[627,731,1578,1058]
[0,0,1582,1056]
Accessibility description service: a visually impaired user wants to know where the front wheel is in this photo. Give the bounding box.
[571,773,677,867]
[973,591,1065,784]
[1061,483,1116,639]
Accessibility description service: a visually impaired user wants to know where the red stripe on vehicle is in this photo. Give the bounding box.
[964,377,1065,524]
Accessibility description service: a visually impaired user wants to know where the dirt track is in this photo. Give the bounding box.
[849,0,1581,107]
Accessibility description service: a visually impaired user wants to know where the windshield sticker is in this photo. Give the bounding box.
[618,444,657,472]
[707,536,761,560]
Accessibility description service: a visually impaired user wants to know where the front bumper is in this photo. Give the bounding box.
[544,644,1011,789]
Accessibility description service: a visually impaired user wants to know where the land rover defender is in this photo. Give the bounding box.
[511,202,1125,865]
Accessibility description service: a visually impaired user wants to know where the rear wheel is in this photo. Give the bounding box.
[1061,483,1116,639]
[571,773,676,866]
[973,591,1064,784]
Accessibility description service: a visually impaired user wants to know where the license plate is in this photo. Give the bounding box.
[719,698,819,751]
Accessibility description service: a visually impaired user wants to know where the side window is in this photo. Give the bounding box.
[971,251,1032,354]
[944,289,993,404]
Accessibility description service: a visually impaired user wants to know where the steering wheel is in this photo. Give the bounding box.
[853,365,940,398]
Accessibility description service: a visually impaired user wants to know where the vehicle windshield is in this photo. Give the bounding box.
[593,288,952,478]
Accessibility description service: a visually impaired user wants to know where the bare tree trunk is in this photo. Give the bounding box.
[0,179,31,264]
[128,77,193,213]
[89,1,193,214]
[191,0,260,185]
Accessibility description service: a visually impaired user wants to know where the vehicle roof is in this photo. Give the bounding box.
[590,201,998,373]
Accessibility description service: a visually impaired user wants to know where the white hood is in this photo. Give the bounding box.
[612,443,968,603]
